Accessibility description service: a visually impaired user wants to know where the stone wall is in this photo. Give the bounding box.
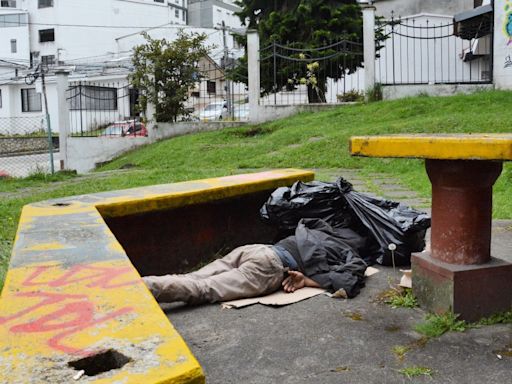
[0,137,59,156]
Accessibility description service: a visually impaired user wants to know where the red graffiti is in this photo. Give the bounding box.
[2,264,140,355]
[22,264,138,289]
[10,298,132,355]
[0,291,86,325]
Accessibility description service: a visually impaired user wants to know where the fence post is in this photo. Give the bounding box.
[56,70,70,170]
[362,3,376,98]
[247,29,260,123]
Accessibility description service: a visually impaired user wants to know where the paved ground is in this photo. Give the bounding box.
[0,152,60,178]
[164,170,511,384]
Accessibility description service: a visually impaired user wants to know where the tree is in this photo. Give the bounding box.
[131,31,210,122]
[233,0,364,103]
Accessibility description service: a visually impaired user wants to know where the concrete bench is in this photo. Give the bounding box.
[350,134,512,321]
[0,169,314,383]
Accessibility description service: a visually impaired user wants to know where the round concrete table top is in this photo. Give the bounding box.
[350,133,512,161]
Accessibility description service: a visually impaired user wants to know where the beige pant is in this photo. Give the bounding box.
[143,244,285,304]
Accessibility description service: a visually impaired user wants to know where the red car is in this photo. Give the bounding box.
[102,120,148,137]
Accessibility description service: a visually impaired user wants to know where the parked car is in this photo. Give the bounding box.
[199,102,226,121]
[102,120,148,137]
[221,103,249,121]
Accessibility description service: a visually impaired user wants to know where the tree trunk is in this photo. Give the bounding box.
[307,82,327,103]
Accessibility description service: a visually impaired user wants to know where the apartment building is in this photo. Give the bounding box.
[188,0,243,30]
[0,0,191,130]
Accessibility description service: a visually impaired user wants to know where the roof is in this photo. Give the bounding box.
[453,4,493,40]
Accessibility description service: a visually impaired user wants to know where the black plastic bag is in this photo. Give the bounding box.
[339,178,430,265]
[260,180,352,234]
[260,177,431,266]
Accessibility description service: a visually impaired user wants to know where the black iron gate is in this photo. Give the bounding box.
[260,39,365,105]
[66,80,142,137]
[376,13,493,85]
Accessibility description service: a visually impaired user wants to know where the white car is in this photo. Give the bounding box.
[199,102,226,121]
[221,103,249,121]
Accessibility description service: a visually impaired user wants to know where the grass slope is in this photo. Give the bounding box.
[1,90,511,292]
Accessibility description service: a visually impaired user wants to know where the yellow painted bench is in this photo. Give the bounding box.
[0,169,314,383]
[350,134,512,321]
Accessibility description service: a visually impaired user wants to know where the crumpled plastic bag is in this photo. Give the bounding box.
[260,177,431,266]
[260,180,352,234]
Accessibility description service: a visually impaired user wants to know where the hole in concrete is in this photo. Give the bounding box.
[68,349,131,376]
[52,202,71,207]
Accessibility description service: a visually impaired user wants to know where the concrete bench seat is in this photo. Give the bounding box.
[350,133,512,321]
[0,169,314,384]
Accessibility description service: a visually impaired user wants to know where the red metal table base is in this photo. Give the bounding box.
[412,160,512,321]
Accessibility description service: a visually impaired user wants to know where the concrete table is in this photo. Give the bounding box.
[350,134,512,321]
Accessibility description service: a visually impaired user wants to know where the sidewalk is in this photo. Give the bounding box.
[164,170,511,384]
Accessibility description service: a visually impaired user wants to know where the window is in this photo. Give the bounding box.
[69,85,117,111]
[21,89,42,112]
[206,81,216,94]
[0,13,28,28]
[39,28,55,42]
[38,0,53,7]
[175,9,179,18]
[0,1,17,8]
[154,0,164,3]
[10,39,16,53]
[41,55,55,66]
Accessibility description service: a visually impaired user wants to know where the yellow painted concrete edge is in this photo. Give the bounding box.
[96,169,315,218]
[350,134,512,160]
[1,169,314,384]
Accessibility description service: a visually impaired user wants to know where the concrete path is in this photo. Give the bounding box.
[0,152,60,178]
[164,170,511,384]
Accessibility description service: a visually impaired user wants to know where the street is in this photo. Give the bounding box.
[0,152,60,178]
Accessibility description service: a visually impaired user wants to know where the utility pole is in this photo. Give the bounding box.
[221,21,233,119]
[41,70,55,174]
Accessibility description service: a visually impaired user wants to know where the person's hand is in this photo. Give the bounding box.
[282,270,306,293]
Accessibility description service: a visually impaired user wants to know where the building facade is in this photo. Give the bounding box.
[0,0,191,131]
[188,0,242,30]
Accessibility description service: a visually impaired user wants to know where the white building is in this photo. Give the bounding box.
[0,0,195,133]
[188,0,243,30]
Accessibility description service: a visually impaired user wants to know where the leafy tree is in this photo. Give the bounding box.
[131,31,210,122]
[233,0,365,103]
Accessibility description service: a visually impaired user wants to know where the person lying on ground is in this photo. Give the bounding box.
[143,218,367,305]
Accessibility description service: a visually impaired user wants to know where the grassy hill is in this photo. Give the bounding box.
[1,90,511,291]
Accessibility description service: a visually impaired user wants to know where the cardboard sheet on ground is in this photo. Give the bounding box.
[221,266,380,309]
[221,287,326,309]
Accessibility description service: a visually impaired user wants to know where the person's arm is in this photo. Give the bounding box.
[282,270,321,293]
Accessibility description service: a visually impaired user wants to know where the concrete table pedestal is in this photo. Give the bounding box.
[350,134,512,321]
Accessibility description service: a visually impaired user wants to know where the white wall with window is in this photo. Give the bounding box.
[188,0,243,30]
[16,0,188,68]
[0,10,30,76]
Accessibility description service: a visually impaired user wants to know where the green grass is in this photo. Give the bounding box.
[1,90,512,292]
[415,312,468,338]
[475,310,512,326]
[398,366,434,379]
[386,288,419,309]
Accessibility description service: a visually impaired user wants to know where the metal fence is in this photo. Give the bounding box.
[376,15,493,85]
[0,116,58,178]
[66,80,145,137]
[188,54,248,122]
[259,40,365,105]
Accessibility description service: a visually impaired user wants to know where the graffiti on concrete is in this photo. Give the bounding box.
[0,264,138,355]
[505,55,512,68]
[505,1,512,45]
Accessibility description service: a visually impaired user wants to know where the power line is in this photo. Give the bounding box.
[2,20,193,29]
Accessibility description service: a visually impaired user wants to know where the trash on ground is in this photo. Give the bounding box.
[221,287,326,309]
[399,269,412,288]
[261,177,431,266]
